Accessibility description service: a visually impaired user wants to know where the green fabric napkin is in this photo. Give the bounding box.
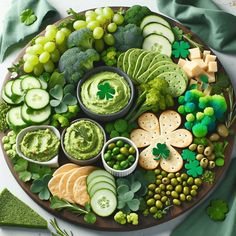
[171,157,236,236]
[0,0,59,62]
[157,0,236,53]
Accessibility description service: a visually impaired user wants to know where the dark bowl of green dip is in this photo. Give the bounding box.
[77,66,134,122]
[61,118,106,165]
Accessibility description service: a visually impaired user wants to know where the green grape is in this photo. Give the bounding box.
[107,23,117,33]
[23,61,34,73]
[96,15,107,25]
[94,39,105,52]
[60,27,71,36]
[50,49,60,63]
[35,36,48,45]
[73,20,87,30]
[103,7,114,20]
[87,21,100,30]
[32,44,44,55]
[27,54,39,66]
[45,30,56,41]
[56,31,66,45]
[113,14,124,25]
[93,27,104,40]
[104,33,115,46]
[39,51,50,63]
[43,60,55,73]
[23,53,31,61]
[86,16,97,23]
[95,8,103,15]
[46,25,57,32]
[44,42,56,53]
[33,63,44,76]
[25,46,35,54]
[85,10,97,19]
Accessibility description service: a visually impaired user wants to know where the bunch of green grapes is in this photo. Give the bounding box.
[23,25,71,75]
[73,7,124,48]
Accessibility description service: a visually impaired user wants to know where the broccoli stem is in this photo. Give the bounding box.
[128,104,151,124]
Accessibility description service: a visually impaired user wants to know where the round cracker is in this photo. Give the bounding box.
[53,163,79,176]
[138,113,160,133]
[65,166,97,203]
[48,173,64,198]
[73,175,90,206]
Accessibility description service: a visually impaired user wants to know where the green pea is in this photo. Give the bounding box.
[161,196,168,203]
[161,191,166,196]
[187,177,194,185]
[112,147,120,155]
[107,150,112,154]
[120,147,129,155]
[155,169,161,175]
[159,184,165,190]
[129,147,136,154]
[128,155,135,162]
[116,154,125,161]
[162,177,170,185]
[154,194,161,200]
[166,191,171,196]
[156,179,162,185]
[181,173,188,180]
[192,185,198,190]
[183,186,190,195]
[186,195,192,201]
[179,194,186,201]
[165,199,171,206]
[171,178,178,186]
[149,206,158,214]
[116,140,124,147]
[182,181,187,187]
[175,172,181,177]
[173,199,181,206]
[120,160,128,169]
[148,190,154,197]
[167,173,175,179]
[104,153,111,161]
[124,143,130,148]
[155,200,163,209]
[107,160,115,167]
[175,185,183,193]
[157,175,163,180]
[166,184,173,191]
[177,177,182,183]
[194,178,202,186]
[190,189,197,197]
[148,184,156,191]
[161,170,167,177]
[147,198,155,206]
[108,143,116,150]
[171,191,179,198]
[113,164,121,170]
[155,188,161,194]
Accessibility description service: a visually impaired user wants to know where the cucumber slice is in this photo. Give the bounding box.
[142,34,172,57]
[7,106,27,129]
[21,104,51,124]
[90,189,117,217]
[87,170,115,185]
[25,89,49,110]
[2,89,15,104]
[38,78,48,90]
[4,81,14,98]
[87,176,116,193]
[89,181,116,197]
[12,79,24,96]
[143,23,175,43]
[21,76,41,91]
[140,15,171,30]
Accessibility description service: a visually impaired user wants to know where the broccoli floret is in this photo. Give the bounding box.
[126,213,139,225]
[113,24,143,52]
[67,28,94,50]
[114,211,127,225]
[0,101,10,132]
[3,143,12,151]
[2,136,9,144]
[58,47,99,84]
[67,105,79,114]
[124,5,151,26]
[101,47,120,66]
[6,150,17,159]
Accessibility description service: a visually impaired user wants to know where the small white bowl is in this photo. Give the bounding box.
[101,137,139,177]
[16,125,60,168]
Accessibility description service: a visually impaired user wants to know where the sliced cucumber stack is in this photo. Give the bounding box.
[87,170,117,217]
[21,76,41,91]
[140,15,171,29]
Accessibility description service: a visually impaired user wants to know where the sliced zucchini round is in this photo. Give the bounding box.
[90,189,117,217]
[140,15,171,30]
[143,23,175,43]
[21,76,41,91]
[25,88,49,110]
[142,34,172,57]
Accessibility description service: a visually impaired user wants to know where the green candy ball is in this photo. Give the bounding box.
[192,124,208,138]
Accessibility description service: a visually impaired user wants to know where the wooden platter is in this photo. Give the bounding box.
[0,7,235,231]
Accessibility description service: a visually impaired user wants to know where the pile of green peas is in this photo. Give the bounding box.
[145,169,202,218]
[104,139,136,170]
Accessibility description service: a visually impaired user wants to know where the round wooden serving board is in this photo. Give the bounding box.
[0,7,235,231]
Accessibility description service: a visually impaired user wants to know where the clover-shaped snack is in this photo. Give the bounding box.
[131,111,193,172]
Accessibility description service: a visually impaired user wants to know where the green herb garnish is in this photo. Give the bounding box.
[225,86,236,128]
[201,170,215,184]
[152,143,170,160]
[206,199,229,221]
[20,8,37,26]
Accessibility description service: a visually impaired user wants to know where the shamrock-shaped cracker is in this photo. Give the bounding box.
[130,111,192,172]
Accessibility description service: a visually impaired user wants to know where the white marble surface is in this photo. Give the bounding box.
[0,1,236,236]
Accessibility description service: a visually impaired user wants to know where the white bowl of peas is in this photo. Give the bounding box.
[101,137,139,177]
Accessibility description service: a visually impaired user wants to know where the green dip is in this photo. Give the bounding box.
[20,129,60,162]
[81,71,131,114]
[64,120,104,160]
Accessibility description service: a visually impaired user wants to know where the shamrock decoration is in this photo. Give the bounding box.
[152,143,170,160]
[97,82,115,100]
[206,199,229,221]
[131,111,193,172]
[181,149,196,161]
[172,41,190,59]
[172,26,184,40]
[185,160,203,177]
[20,8,37,26]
